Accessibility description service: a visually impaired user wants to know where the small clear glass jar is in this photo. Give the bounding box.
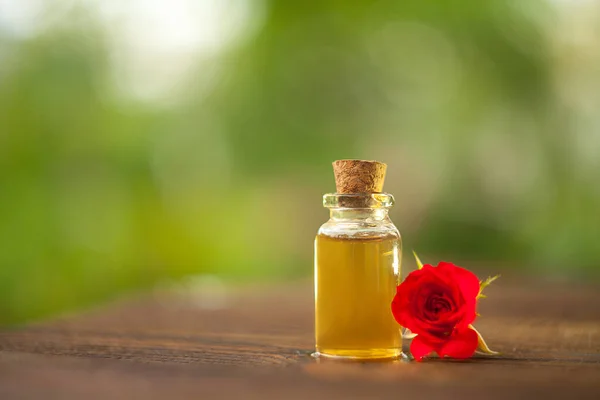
[314,193,402,359]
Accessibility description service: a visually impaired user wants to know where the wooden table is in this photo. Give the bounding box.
[1,276,599,399]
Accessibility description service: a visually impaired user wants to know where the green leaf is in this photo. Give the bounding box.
[469,324,500,355]
[413,251,424,270]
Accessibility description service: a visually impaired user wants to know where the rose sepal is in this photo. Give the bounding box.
[470,324,500,355]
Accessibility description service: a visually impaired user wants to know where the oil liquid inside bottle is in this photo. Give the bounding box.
[315,233,402,359]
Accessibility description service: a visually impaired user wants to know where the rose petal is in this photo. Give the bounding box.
[392,267,459,340]
[393,287,448,342]
[437,262,480,302]
[391,268,433,327]
[436,262,480,327]
[391,294,410,326]
[392,301,442,344]
[410,334,436,361]
[437,328,478,359]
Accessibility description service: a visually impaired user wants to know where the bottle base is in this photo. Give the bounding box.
[313,348,404,360]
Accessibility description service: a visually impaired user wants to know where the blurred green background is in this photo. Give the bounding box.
[1,0,599,325]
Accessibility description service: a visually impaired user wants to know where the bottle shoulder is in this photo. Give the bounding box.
[317,218,401,240]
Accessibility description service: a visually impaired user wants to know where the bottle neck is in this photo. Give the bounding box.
[329,208,390,221]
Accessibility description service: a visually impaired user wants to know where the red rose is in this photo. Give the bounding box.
[391,262,480,361]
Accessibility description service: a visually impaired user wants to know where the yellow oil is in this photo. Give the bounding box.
[314,233,402,359]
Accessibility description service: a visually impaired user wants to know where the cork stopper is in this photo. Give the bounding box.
[332,159,387,194]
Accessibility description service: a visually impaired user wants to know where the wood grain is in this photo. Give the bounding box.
[1,277,599,399]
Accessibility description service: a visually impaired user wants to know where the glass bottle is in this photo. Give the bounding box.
[314,193,402,359]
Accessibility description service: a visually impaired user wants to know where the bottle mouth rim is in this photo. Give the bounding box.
[323,193,394,209]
